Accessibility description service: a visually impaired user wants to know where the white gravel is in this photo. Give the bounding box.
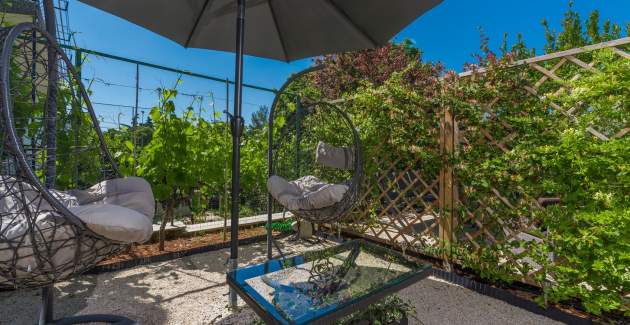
[0,238,562,325]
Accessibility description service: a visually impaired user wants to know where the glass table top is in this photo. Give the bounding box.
[227,240,432,325]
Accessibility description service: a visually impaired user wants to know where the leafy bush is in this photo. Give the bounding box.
[535,49,629,315]
[334,294,414,325]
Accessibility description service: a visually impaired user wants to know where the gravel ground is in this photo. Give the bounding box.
[0,238,562,325]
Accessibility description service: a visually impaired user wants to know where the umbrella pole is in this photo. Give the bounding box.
[228,0,246,309]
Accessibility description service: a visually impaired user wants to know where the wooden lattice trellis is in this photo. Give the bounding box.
[342,116,444,255]
[453,37,629,284]
[343,36,630,285]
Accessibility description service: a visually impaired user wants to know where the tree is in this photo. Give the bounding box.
[250,105,269,130]
[137,89,197,251]
[312,39,442,99]
[541,1,625,54]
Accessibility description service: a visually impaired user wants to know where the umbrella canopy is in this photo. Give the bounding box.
[79,0,442,62]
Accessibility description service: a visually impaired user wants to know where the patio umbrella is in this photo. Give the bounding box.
[78,0,443,306]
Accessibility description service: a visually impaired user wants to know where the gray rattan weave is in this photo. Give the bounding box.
[273,101,363,224]
[0,23,126,290]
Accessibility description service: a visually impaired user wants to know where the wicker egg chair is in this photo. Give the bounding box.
[263,67,363,260]
[0,22,147,324]
[268,99,363,225]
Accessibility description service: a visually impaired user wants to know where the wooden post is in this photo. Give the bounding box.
[439,107,456,269]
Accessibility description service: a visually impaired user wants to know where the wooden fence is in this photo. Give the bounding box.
[342,36,630,285]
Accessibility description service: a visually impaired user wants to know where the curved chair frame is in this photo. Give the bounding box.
[0,22,127,288]
[1,23,122,226]
[1,23,135,324]
[266,66,363,257]
[283,101,363,224]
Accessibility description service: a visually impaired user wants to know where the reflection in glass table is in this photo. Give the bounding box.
[227,240,432,325]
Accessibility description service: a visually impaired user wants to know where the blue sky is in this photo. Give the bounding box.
[68,0,629,127]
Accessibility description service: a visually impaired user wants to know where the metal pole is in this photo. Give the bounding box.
[133,64,140,176]
[223,79,229,241]
[209,92,215,122]
[38,285,54,325]
[295,96,303,238]
[266,105,273,259]
[73,49,82,187]
[228,0,246,308]
[75,49,82,100]
[30,23,37,171]
[295,96,301,178]
[39,0,58,325]
[43,0,58,189]
[31,18,37,105]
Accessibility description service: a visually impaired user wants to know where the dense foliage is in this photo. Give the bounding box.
[447,48,629,314]
[442,11,629,315]
[100,85,269,249]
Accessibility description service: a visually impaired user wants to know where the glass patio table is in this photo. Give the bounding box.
[227,240,432,325]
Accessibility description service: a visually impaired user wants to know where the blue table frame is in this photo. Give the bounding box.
[227,240,432,325]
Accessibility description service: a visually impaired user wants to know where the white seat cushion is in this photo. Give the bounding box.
[69,203,153,243]
[267,175,348,211]
[68,177,155,220]
[0,176,155,245]
[67,177,155,243]
[0,176,154,286]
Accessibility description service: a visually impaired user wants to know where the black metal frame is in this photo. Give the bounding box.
[227,0,246,307]
[266,66,323,259]
[265,66,364,259]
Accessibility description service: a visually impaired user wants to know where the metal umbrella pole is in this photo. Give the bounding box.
[228,0,246,308]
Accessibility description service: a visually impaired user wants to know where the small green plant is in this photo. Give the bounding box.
[271,218,294,233]
[334,294,414,325]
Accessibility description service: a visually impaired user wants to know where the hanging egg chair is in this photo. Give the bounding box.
[0,22,154,298]
[267,97,363,225]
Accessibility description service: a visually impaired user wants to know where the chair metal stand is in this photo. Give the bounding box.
[37,285,137,325]
[38,286,54,325]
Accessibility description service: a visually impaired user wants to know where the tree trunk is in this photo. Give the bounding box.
[189,188,195,225]
[170,194,181,227]
[159,197,174,251]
